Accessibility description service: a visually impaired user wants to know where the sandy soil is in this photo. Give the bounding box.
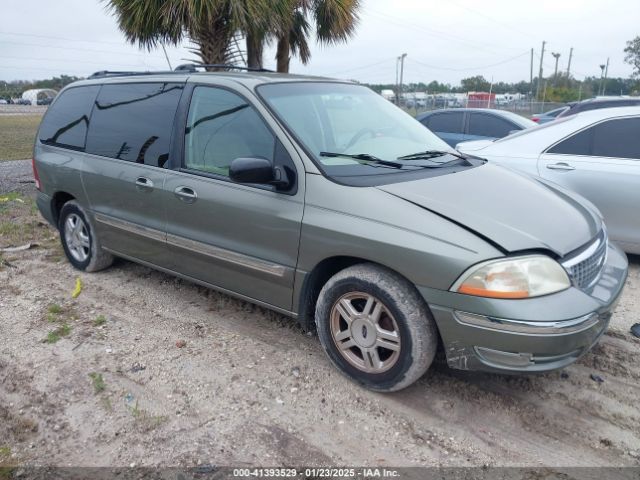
[1,170,639,468]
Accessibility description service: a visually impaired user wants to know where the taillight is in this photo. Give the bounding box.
[531,117,540,123]
[32,158,41,191]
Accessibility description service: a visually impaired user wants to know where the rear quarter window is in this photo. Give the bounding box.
[85,82,183,167]
[38,86,100,150]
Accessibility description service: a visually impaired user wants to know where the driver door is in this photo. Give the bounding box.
[162,84,305,311]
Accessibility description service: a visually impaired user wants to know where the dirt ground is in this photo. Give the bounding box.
[1,160,639,469]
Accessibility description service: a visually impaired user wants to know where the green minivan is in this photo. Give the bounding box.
[33,66,628,391]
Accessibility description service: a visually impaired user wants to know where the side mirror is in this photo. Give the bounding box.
[229,157,290,188]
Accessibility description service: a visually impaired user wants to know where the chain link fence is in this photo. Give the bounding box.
[402,98,566,119]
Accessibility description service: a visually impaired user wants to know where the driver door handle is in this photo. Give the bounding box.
[135,176,154,190]
[546,162,575,171]
[174,186,198,203]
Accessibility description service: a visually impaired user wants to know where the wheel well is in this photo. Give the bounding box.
[51,192,75,227]
[297,256,368,332]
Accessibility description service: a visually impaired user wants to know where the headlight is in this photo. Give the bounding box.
[452,255,571,299]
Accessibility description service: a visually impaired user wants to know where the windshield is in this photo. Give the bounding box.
[257,82,457,177]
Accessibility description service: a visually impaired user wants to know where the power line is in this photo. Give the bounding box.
[446,0,538,40]
[0,30,135,47]
[325,58,397,77]
[0,39,166,60]
[0,54,166,69]
[409,51,530,72]
[363,10,524,57]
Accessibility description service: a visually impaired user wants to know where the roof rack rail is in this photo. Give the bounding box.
[88,70,175,79]
[87,63,274,80]
[174,63,275,73]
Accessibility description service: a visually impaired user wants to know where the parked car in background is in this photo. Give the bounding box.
[417,108,536,147]
[37,96,54,105]
[557,96,640,118]
[457,106,640,254]
[405,98,426,109]
[531,105,570,124]
[33,68,627,391]
[0,99,7,104]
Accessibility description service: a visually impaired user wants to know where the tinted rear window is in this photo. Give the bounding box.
[548,128,591,155]
[425,112,464,133]
[39,86,99,150]
[85,82,183,167]
[468,113,517,138]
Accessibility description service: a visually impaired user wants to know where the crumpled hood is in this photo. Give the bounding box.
[378,163,601,256]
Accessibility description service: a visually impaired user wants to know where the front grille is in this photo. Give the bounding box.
[562,230,608,290]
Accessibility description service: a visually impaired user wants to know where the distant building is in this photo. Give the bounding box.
[380,89,395,101]
[467,92,496,108]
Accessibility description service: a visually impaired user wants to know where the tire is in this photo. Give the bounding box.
[315,263,438,392]
[58,201,113,272]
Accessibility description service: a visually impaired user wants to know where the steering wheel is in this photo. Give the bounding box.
[344,128,377,150]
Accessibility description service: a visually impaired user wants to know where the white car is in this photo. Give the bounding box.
[457,106,640,254]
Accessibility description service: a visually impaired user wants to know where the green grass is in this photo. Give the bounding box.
[88,372,105,394]
[0,115,41,161]
[93,315,106,327]
[44,323,71,343]
[0,192,56,248]
[48,303,62,314]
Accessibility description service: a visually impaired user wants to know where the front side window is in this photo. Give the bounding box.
[184,86,275,177]
[548,117,640,158]
[85,83,183,167]
[39,86,99,150]
[468,113,515,138]
[591,117,640,159]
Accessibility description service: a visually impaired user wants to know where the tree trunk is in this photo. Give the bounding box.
[191,18,234,70]
[276,34,291,73]
[246,31,264,70]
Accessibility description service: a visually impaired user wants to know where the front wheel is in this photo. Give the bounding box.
[315,263,438,392]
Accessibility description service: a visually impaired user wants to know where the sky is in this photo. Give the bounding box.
[1,0,638,86]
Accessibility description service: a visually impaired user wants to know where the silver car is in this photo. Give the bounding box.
[34,68,628,391]
[458,106,640,255]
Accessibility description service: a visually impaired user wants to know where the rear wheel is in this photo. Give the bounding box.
[315,263,438,392]
[59,201,113,272]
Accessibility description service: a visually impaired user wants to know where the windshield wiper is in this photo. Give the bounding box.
[320,151,405,169]
[397,150,470,162]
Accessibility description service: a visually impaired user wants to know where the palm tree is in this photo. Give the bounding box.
[275,0,361,73]
[104,0,292,68]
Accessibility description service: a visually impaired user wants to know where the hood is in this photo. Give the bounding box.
[378,163,601,257]
[456,139,494,151]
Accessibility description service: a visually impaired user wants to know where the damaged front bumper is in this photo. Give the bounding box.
[418,241,628,373]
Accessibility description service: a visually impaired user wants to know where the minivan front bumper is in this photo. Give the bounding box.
[419,242,628,373]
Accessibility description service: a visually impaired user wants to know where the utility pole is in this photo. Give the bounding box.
[395,57,400,104]
[566,47,573,77]
[552,52,561,85]
[536,40,546,100]
[602,57,610,96]
[530,48,534,96]
[599,63,606,96]
[398,53,407,106]
[161,44,173,70]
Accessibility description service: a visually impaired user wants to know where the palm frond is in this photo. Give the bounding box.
[312,0,361,45]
